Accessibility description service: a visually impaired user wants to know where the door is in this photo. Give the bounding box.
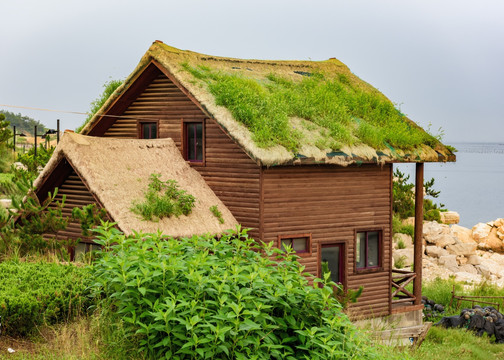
[320,243,345,285]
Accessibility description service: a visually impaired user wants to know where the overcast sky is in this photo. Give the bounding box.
[1,0,503,143]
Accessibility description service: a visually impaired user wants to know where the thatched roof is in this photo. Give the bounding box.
[34,132,238,237]
[81,41,455,166]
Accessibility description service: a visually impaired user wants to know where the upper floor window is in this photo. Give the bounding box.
[184,122,203,162]
[141,122,157,139]
[356,230,381,270]
[278,234,311,256]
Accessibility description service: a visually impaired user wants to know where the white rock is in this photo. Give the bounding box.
[476,264,492,279]
[393,249,414,268]
[457,264,478,275]
[472,223,492,242]
[431,234,457,248]
[439,255,458,268]
[446,242,477,257]
[393,233,413,249]
[440,211,460,224]
[467,255,482,266]
[455,272,483,283]
[450,225,476,245]
[457,255,468,265]
[425,245,449,258]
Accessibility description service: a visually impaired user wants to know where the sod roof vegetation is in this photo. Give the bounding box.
[81,41,455,166]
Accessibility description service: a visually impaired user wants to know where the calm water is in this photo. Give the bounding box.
[395,142,504,229]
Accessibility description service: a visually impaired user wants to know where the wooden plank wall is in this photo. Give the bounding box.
[262,164,392,318]
[102,73,261,236]
[46,170,97,243]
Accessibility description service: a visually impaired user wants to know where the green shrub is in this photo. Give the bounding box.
[396,239,406,249]
[399,224,414,237]
[131,174,196,221]
[0,260,91,337]
[90,224,376,359]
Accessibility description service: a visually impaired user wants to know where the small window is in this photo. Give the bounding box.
[141,122,157,139]
[184,122,203,162]
[278,234,311,255]
[356,231,381,270]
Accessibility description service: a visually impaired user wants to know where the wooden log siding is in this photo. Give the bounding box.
[261,164,392,318]
[44,170,98,243]
[102,73,261,236]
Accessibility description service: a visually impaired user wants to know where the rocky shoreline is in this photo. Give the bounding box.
[393,212,504,286]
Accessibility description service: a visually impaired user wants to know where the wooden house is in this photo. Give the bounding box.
[52,41,454,319]
[33,131,237,258]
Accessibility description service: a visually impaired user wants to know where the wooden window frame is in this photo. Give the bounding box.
[318,242,347,288]
[354,229,384,274]
[182,119,205,166]
[277,233,312,257]
[138,121,159,139]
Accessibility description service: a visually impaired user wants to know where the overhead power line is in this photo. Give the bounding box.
[0,104,160,121]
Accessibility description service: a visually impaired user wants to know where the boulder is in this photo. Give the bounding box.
[476,264,492,279]
[439,255,458,269]
[455,272,482,283]
[446,242,477,257]
[450,225,476,245]
[457,264,478,275]
[467,255,482,266]
[472,223,492,242]
[425,245,449,258]
[430,234,457,248]
[393,233,413,249]
[393,249,414,268]
[440,211,460,224]
[476,228,504,252]
[456,255,468,265]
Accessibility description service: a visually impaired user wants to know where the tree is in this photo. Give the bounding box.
[0,113,13,172]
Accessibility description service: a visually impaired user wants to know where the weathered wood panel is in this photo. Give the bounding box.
[262,164,392,317]
[101,73,261,236]
[46,171,98,244]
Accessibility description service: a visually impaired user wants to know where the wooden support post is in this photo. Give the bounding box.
[413,162,424,305]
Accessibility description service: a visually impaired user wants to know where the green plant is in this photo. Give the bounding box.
[71,203,108,237]
[0,172,69,257]
[131,173,196,221]
[181,63,438,152]
[16,144,55,174]
[209,204,224,224]
[396,239,406,249]
[393,169,445,222]
[320,261,363,309]
[89,223,378,359]
[0,260,91,337]
[77,79,123,133]
[394,255,407,269]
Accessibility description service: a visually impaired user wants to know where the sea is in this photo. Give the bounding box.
[395,142,504,229]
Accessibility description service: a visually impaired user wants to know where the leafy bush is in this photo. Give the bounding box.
[0,260,91,337]
[131,174,196,221]
[90,224,375,359]
[16,144,54,174]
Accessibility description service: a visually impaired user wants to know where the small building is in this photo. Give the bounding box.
[33,131,237,258]
[69,41,454,319]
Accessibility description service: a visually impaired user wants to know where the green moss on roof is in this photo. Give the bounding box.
[181,63,437,153]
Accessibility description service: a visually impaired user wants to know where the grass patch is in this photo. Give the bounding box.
[181,63,437,152]
[409,326,504,360]
[209,204,224,224]
[131,173,196,221]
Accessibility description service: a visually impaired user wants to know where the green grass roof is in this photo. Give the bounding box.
[82,41,455,166]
